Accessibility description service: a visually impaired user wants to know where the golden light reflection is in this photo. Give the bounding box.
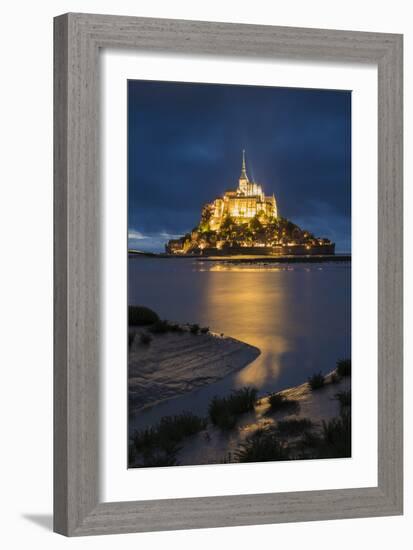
[199,264,291,389]
[196,262,297,274]
[205,265,288,273]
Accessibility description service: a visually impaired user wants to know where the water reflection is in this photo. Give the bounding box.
[198,264,291,273]
[201,265,290,388]
[128,257,351,425]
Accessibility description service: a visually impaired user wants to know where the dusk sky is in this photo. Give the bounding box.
[128,80,351,253]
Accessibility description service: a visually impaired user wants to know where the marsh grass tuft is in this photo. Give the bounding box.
[130,446,180,468]
[276,418,313,437]
[209,387,258,430]
[267,393,299,414]
[189,323,200,335]
[235,431,289,463]
[148,319,171,334]
[131,412,207,466]
[299,430,322,449]
[168,322,185,333]
[294,411,351,460]
[308,372,325,390]
[128,305,159,326]
[140,451,179,468]
[334,389,351,412]
[320,411,351,458]
[336,358,351,377]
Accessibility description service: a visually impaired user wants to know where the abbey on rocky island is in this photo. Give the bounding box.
[166,151,334,256]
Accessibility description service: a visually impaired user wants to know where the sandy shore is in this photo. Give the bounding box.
[176,370,350,465]
[128,327,260,412]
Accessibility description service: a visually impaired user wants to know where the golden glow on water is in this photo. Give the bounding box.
[200,265,291,389]
[199,264,292,273]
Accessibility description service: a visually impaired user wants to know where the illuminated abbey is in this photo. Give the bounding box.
[208,151,277,231]
[165,151,335,256]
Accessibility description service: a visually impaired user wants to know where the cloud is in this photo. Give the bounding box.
[128,80,351,252]
[128,230,148,240]
[128,229,183,253]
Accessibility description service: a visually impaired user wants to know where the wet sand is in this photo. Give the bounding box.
[176,371,350,466]
[128,327,260,413]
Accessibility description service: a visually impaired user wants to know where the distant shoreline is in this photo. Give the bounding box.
[128,250,351,263]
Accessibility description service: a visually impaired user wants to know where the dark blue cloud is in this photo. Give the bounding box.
[128,80,351,252]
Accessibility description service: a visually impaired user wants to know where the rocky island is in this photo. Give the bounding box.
[166,151,335,256]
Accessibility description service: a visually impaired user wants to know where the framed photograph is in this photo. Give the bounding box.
[54,13,403,536]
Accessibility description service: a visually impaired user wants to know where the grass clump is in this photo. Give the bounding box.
[140,451,179,468]
[209,387,258,430]
[148,319,171,334]
[335,389,351,412]
[320,412,351,458]
[131,412,207,462]
[139,332,152,345]
[308,372,325,390]
[167,322,185,333]
[267,393,299,414]
[235,431,289,463]
[131,426,158,453]
[336,358,351,377]
[157,413,207,444]
[295,413,351,460]
[148,319,187,335]
[298,410,351,459]
[129,444,179,468]
[298,430,322,450]
[276,418,313,437]
[189,323,200,335]
[128,305,159,326]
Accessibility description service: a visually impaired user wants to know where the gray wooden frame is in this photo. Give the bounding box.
[54,13,403,536]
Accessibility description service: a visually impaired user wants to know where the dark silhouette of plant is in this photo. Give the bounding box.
[167,322,185,333]
[276,418,313,437]
[308,372,325,390]
[131,412,207,466]
[139,447,180,468]
[267,393,299,414]
[235,431,289,463]
[335,390,351,412]
[190,323,200,335]
[149,319,170,334]
[298,430,322,450]
[128,305,159,326]
[209,387,258,430]
[320,411,351,458]
[336,359,351,377]
[296,411,351,460]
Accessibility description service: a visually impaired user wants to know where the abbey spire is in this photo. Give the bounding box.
[240,149,249,182]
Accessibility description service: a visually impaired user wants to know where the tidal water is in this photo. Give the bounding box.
[128,256,351,429]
